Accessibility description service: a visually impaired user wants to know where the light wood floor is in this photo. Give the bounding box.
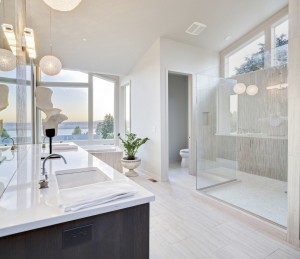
[132,166,300,259]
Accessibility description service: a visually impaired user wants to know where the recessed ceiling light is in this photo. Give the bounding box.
[225,35,232,41]
[185,22,207,36]
[82,38,87,42]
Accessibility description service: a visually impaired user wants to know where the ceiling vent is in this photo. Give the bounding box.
[185,22,207,36]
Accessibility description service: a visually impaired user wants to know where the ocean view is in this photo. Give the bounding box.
[2,121,101,139]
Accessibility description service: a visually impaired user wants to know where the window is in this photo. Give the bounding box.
[0,66,32,144]
[41,87,89,142]
[0,83,17,141]
[273,19,288,66]
[93,76,115,140]
[227,35,265,77]
[37,69,116,145]
[125,84,131,134]
[41,69,88,83]
[223,13,289,78]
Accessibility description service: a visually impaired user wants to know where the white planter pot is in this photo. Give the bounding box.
[121,157,141,177]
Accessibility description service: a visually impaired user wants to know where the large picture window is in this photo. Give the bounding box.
[41,87,89,142]
[0,67,32,144]
[38,69,116,145]
[223,14,289,78]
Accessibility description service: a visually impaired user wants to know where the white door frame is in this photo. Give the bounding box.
[162,69,196,181]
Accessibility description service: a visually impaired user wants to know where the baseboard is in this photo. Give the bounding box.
[192,190,287,242]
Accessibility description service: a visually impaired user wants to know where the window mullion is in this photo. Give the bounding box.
[88,74,93,143]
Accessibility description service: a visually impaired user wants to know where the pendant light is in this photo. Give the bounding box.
[246,84,258,96]
[43,0,82,12]
[0,48,16,71]
[0,0,16,71]
[233,83,246,95]
[39,8,62,76]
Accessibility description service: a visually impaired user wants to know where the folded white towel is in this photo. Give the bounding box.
[59,180,138,212]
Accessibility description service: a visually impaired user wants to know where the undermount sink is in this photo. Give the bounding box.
[55,167,112,189]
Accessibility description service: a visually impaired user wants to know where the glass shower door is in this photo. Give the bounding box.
[196,75,238,190]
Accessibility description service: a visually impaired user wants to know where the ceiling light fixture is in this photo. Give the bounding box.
[24,27,36,59]
[39,8,62,76]
[1,24,17,55]
[43,0,82,12]
[40,55,62,76]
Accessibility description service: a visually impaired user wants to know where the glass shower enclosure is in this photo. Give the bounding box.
[196,64,288,227]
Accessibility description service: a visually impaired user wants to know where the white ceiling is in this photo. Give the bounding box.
[27,0,288,76]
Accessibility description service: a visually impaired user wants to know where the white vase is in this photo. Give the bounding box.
[121,157,141,177]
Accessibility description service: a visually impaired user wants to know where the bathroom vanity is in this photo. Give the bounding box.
[0,145,154,259]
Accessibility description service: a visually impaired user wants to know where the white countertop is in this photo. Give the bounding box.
[0,144,155,237]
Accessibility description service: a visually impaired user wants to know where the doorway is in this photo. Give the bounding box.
[167,72,192,176]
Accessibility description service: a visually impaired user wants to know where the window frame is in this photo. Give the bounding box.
[36,68,118,146]
[224,32,265,78]
[220,7,288,78]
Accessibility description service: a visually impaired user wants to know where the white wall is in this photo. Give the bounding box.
[168,74,189,163]
[120,37,219,181]
[160,38,219,180]
[120,39,161,180]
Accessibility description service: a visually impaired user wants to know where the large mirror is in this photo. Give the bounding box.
[0,0,33,198]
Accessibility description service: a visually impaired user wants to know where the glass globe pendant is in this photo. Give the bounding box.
[246,85,258,96]
[39,55,62,76]
[0,48,16,71]
[233,83,246,95]
[43,0,82,11]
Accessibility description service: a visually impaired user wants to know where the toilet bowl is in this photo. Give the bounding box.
[179,149,189,168]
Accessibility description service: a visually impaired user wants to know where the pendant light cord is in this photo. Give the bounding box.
[1,0,5,47]
[28,0,32,28]
[49,7,52,55]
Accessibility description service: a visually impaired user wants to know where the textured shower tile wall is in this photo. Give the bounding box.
[216,65,288,181]
[196,75,217,166]
[197,75,236,171]
[234,65,288,137]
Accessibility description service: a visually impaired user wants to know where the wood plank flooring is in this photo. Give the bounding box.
[132,167,300,259]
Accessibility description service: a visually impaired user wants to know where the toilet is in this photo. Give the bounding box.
[179,149,189,168]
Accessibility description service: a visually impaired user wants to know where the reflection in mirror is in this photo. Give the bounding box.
[0,0,17,198]
[125,83,131,134]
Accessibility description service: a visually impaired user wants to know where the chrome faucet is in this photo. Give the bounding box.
[2,137,16,150]
[39,154,67,189]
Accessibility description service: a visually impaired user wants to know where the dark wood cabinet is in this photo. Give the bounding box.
[0,204,149,259]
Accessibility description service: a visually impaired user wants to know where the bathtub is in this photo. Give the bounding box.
[80,145,123,173]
